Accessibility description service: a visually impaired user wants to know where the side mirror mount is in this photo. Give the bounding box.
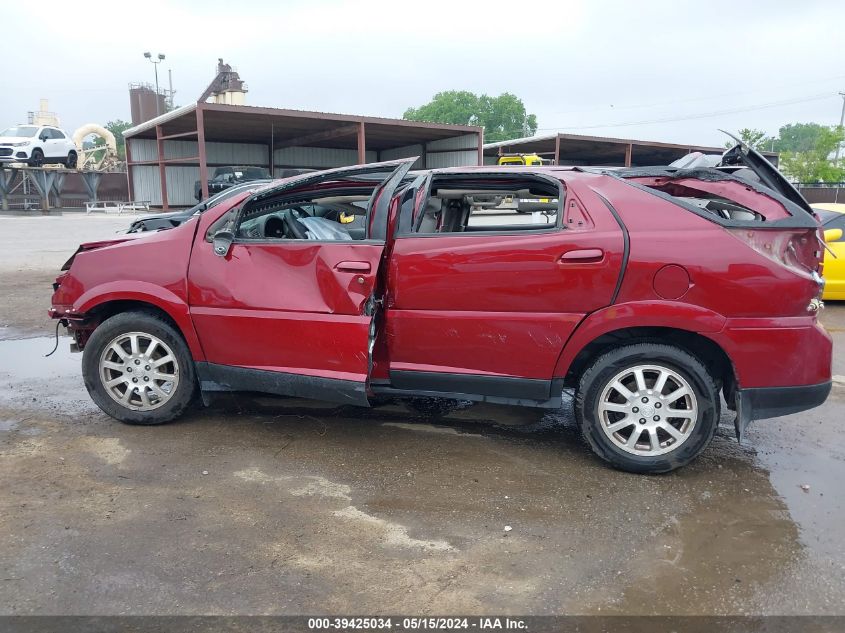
[212,230,234,257]
[824,228,843,243]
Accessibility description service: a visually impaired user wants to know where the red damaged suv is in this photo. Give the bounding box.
[50,143,832,473]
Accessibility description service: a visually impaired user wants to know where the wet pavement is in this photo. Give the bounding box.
[0,213,844,615]
[0,334,843,615]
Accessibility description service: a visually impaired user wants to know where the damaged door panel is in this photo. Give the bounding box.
[187,158,416,405]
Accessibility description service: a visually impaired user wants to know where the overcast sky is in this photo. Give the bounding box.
[3,0,844,147]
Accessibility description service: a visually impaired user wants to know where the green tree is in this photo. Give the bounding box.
[404,91,537,142]
[724,128,774,151]
[105,119,133,160]
[771,122,833,153]
[779,125,845,183]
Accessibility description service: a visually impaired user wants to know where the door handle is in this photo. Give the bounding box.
[559,248,604,263]
[334,261,371,273]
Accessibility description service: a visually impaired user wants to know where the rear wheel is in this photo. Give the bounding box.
[66,151,77,169]
[29,148,44,167]
[82,312,196,425]
[575,343,719,473]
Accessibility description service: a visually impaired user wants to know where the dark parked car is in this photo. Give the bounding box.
[50,144,832,473]
[127,180,272,233]
[194,166,271,201]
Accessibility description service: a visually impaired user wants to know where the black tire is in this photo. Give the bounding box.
[29,149,44,167]
[575,343,719,474]
[66,151,77,169]
[82,311,197,425]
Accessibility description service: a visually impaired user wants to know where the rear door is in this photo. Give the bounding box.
[187,159,415,405]
[382,174,625,402]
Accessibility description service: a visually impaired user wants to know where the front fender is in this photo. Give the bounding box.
[74,281,206,361]
[553,301,727,377]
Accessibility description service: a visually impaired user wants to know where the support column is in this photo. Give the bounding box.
[477,131,484,166]
[155,125,168,210]
[357,121,366,164]
[554,134,561,166]
[0,169,13,211]
[268,123,274,177]
[624,143,633,167]
[197,105,209,200]
[125,138,135,202]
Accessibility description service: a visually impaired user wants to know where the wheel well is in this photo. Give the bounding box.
[563,326,736,394]
[85,300,182,342]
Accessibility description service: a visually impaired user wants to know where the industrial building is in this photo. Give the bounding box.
[483,132,779,167]
[124,103,484,209]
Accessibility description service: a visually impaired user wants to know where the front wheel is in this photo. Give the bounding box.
[29,149,44,167]
[82,311,196,425]
[575,343,719,474]
[66,151,77,169]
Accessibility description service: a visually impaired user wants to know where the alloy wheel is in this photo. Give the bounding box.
[98,331,180,411]
[597,364,698,456]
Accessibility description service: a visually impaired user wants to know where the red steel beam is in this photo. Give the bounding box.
[127,156,201,166]
[357,122,366,164]
[197,105,209,200]
[155,125,168,211]
[125,137,135,202]
[477,131,484,166]
[159,129,199,141]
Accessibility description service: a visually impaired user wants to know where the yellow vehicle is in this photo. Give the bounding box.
[814,203,845,300]
[497,153,551,166]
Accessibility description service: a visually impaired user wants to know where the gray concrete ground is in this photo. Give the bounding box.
[0,212,843,615]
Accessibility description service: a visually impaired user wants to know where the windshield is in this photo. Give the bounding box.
[1,126,38,138]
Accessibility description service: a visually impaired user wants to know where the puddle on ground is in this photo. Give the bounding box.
[0,335,95,414]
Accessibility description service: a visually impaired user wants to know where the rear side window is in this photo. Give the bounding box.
[412,174,562,235]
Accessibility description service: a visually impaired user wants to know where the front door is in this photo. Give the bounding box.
[187,158,415,404]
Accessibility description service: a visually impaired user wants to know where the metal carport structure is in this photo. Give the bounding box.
[483,132,779,168]
[123,103,484,209]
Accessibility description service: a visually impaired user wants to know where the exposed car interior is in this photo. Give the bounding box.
[413,174,562,234]
[216,172,564,242]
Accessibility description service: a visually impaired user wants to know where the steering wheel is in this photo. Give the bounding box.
[283,210,308,239]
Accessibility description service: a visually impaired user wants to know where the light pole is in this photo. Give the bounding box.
[143,52,166,116]
[835,91,845,163]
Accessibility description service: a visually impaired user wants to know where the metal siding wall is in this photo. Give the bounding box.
[381,144,424,168]
[128,138,157,162]
[165,166,200,206]
[128,138,267,164]
[274,146,377,169]
[426,150,478,168]
[132,166,161,205]
[427,133,479,152]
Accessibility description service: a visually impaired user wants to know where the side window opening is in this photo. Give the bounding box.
[415,175,563,234]
[623,172,795,224]
[231,177,379,242]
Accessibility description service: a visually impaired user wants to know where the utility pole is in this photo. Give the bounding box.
[168,68,175,111]
[144,52,166,116]
[835,91,845,163]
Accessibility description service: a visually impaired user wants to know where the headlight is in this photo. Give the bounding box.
[10,141,30,147]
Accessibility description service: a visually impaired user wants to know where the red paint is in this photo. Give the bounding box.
[653,264,691,300]
[50,164,831,410]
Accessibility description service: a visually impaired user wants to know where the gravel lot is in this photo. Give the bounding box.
[1,212,843,615]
